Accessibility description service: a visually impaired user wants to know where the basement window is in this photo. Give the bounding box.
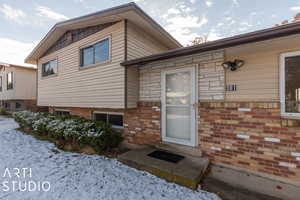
[16,102,21,109]
[94,112,123,129]
[281,51,300,118]
[5,103,10,109]
[54,110,70,116]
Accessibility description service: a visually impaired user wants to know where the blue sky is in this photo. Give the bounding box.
[1,0,300,65]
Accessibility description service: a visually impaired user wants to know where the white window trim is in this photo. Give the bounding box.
[93,111,124,129]
[280,51,300,118]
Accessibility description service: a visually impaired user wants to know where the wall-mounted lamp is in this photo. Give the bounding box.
[222,59,245,71]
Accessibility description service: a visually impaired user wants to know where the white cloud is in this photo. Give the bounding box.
[166,15,208,31]
[160,2,209,45]
[165,15,208,45]
[167,8,181,15]
[205,1,213,7]
[291,6,300,11]
[240,21,253,27]
[271,14,277,18]
[232,0,239,6]
[36,6,69,21]
[0,4,26,23]
[190,0,196,4]
[217,22,224,27]
[0,38,37,66]
[207,29,223,41]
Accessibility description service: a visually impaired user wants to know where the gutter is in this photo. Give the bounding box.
[121,21,300,66]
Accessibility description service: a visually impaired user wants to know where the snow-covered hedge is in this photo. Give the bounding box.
[13,111,123,152]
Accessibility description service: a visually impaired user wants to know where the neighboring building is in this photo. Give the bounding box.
[25,3,181,123]
[25,2,300,200]
[0,63,37,112]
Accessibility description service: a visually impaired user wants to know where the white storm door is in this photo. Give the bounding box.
[161,67,197,147]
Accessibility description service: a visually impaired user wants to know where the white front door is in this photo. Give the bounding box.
[161,67,197,147]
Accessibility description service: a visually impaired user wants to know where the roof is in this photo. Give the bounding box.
[0,62,36,70]
[25,2,182,64]
[121,21,300,66]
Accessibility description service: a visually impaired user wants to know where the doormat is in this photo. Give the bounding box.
[147,150,185,163]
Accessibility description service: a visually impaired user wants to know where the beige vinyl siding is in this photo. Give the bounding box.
[0,67,36,100]
[225,34,300,101]
[127,21,169,60]
[15,68,36,100]
[126,21,171,107]
[126,66,139,108]
[37,21,126,108]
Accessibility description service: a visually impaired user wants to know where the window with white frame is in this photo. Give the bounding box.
[94,112,123,128]
[281,51,300,117]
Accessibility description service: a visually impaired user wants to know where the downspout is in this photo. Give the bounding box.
[124,19,128,109]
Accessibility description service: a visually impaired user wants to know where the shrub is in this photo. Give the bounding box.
[0,107,9,116]
[13,111,123,153]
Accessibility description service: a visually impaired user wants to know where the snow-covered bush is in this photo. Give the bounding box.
[13,111,123,152]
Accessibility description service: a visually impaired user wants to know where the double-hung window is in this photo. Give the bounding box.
[7,72,13,90]
[42,59,58,77]
[280,51,300,117]
[80,38,110,67]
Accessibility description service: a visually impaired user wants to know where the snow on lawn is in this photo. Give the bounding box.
[0,116,220,200]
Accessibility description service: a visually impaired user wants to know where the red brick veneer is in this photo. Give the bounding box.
[199,102,300,182]
[124,102,161,145]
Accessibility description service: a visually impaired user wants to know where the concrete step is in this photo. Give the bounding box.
[154,142,203,157]
[118,147,209,189]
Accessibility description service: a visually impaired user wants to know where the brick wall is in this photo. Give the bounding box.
[123,102,161,145]
[2,100,38,112]
[199,102,300,182]
[48,106,125,120]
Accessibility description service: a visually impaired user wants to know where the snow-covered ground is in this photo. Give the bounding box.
[0,116,220,200]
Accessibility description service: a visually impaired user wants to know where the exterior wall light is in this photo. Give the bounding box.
[222,59,245,71]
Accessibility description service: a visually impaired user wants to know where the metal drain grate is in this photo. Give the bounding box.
[147,150,185,163]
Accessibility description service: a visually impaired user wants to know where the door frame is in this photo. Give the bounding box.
[161,67,198,147]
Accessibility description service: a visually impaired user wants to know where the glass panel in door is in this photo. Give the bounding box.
[165,71,192,142]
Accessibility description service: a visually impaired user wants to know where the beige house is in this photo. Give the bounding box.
[25,3,180,117]
[26,2,300,200]
[0,63,37,112]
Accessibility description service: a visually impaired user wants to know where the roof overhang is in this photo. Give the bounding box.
[25,3,182,64]
[121,21,300,66]
[0,62,36,70]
